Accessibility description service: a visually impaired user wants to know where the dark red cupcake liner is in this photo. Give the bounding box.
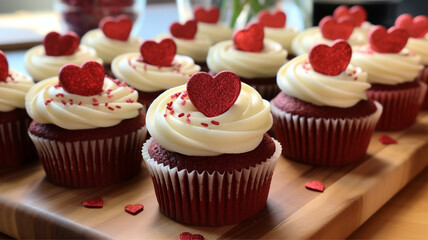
[142,138,281,226]
[417,66,428,110]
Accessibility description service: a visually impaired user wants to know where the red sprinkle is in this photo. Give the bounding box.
[92,98,98,102]
[54,83,61,88]
[169,110,175,115]
[163,114,167,117]
[211,120,219,125]
[69,99,73,105]
[55,93,64,98]
[201,122,208,127]
[78,101,82,105]
[108,106,114,111]
[126,99,134,103]
[92,102,99,106]
[181,100,186,106]
[61,100,67,105]
[116,105,121,109]
[178,113,185,118]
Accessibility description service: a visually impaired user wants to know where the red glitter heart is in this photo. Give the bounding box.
[379,134,397,144]
[309,40,352,76]
[59,61,105,96]
[43,31,80,56]
[99,15,133,41]
[83,197,103,208]
[305,181,324,192]
[178,232,205,240]
[257,10,286,28]
[233,23,264,52]
[319,16,355,40]
[369,26,409,53]
[395,14,428,39]
[194,6,220,24]
[170,20,197,40]
[187,71,241,117]
[124,204,144,215]
[333,5,367,27]
[140,38,176,67]
[0,50,9,82]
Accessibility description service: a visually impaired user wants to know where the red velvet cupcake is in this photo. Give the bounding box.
[142,71,281,226]
[271,40,382,166]
[26,61,146,188]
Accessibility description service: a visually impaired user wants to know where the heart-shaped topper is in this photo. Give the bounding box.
[233,22,264,52]
[194,6,220,24]
[333,5,367,27]
[170,20,198,40]
[395,14,428,39]
[0,50,9,82]
[179,232,205,240]
[187,71,241,117]
[43,31,80,56]
[309,40,352,76]
[369,26,409,53]
[140,38,176,67]
[257,10,286,28]
[99,15,133,41]
[59,61,105,96]
[319,16,355,40]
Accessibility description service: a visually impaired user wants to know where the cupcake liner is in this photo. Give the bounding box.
[366,81,427,130]
[29,126,147,188]
[271,101,382,166]
[142,137,281,226]
[417,66,428,110]
[0,117,37,168]
[247,83,280,101]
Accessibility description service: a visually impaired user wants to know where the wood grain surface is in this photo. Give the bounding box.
[0,112,427,239]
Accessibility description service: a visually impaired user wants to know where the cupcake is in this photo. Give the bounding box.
[257,9,299,59]
[82,15,142,76]
[351,26,426,130]
[271,40,382,166]
[207,22,287,100]
[395,14,428,109]
[111,38,200,110]
[0,50,37,168]
[25,31,102,82]
[26,61,146,188]
[142,71,281,226]
[193,5,233,44]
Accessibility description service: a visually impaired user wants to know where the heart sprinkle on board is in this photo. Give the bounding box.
[305,181,324,192]
[82,197,103,208]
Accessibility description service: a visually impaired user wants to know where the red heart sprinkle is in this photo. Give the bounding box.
[379,134,398,144]
[333,5,367,27]
[319,16,355,40]
[369,26,409,53]
[179,232,205,240]
[309,40,352,76]
[194,6,220,24]
[170,20,197,40]
[43,31,80,56]
[233,22,264,52]
[0,50,9,82]
[100,15,133,41]
[124,204,144,215]
[83,197,103,208]
[140,38,176,67]
[305,181,324,192]
[59,61,105,96]
[395,14,428,39]
[257,10,286,28]
[187,71,241,117]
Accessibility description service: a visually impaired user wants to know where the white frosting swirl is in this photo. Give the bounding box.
[82,29,142,64]
[0,69,34,112]
[197,22,233,43]
[24,45,102,81]
[277,54,370,108]
[406,37,428,65]
[157,33,212,62]
[25,77,142,130]
[351,45,423,85]
[111,52,201,92]
[264,26,299,54]
[146,83,272,156]
[207,39,287,78]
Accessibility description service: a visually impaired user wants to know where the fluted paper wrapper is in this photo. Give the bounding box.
[271,101,382,166]
[417,66,428,110]
[366,81,427,130]
[248,83,280,101]
[142,137,281,226]
[29,127,147,188]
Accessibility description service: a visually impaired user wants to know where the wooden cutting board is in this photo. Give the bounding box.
[1,112,427,239]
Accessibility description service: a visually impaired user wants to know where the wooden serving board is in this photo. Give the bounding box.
[1,112,427,239]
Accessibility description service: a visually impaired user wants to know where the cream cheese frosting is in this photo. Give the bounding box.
[111,52,201,92]
[0,69,34,112]
[146,82,272,156]
[24,45,102,81]
[351,45,423,85]
[277,54,370,108]
[197,22,233,43]
[207,39,287,78]
[25,77,142,130]
[405,35,428,65]
[82,29,142,64]
[157,33,212,63]
[264,26,299,54]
